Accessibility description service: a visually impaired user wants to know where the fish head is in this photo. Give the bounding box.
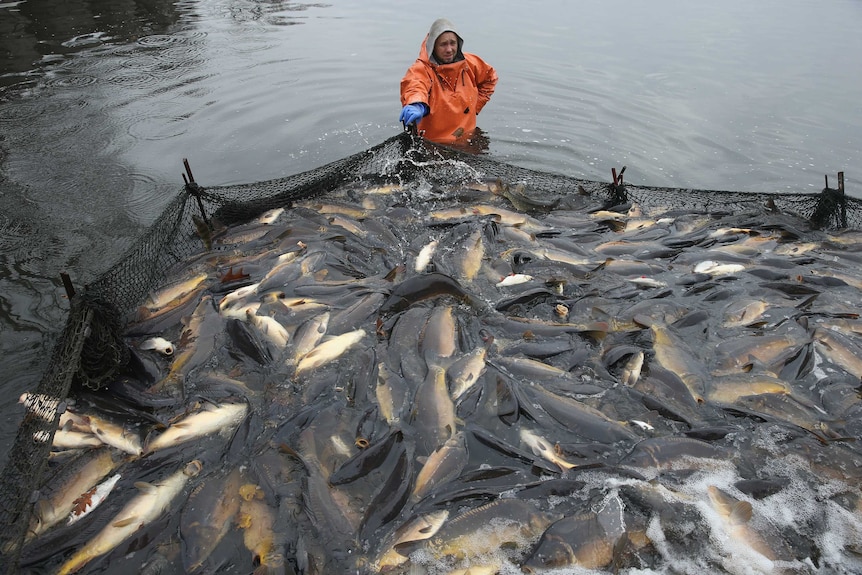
[184,460,203,477]
[522,535,578,572]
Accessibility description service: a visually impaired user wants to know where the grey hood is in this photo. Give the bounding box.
[425,18,465,65]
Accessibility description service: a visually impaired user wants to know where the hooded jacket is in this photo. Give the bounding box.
[400,18,498,144]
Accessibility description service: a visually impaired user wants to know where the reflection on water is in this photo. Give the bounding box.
[0,0,183,88]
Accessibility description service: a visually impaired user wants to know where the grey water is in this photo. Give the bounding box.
[1,0,861,481]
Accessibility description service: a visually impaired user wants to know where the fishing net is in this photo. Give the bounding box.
[0,131,858,572]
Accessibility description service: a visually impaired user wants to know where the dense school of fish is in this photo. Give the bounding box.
[14,174,862,574]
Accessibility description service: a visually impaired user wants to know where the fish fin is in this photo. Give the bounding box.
[729,500,753,526]
[632,314,656,329]
[416,456,428,466]
[112,516,138,528]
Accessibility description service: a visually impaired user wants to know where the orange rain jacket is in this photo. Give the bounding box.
[400,19,498,144]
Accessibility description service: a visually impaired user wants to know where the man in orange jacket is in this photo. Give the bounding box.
[400,18,498,145]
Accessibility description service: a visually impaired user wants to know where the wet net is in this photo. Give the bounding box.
[1,131,859,573]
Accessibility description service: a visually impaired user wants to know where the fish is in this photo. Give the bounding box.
[150,294,224,394]
[706,373,793,404]
[420,304,458,362]
[67,473,121,525]
[373,510,449,570]
[246,309,290,350]
[495,180,560,213]
[457,228,485,282]
[425,499,561,561]
[521,511,615,572]
[258,207,285,225]
[730,393,836,439]
[26,448,121,542]
[626,276,667,288]
[447,346,488,400]
[722,298,771,328]
[81,412,143,457]
[650,323,707,403]
[294,328,366,376]
[414,239,439,272]
[693,260,746,276]
[287,425,362,567]
[445,565,501,575]
[138,271,208,320]
[144,401,248,453]
[213,221,274,247]
[358,437,413,542]
[520,428,577,471]
[375,362,410,425]
[502,246,593,267]
[620,350,645,386]
[287,310,330,365]
[329,429,402,486]
[56,460,202,575]
[813,327,862,379]
[237,488,284,573]
[219,282,261,316]
[363,183,404,195]
[705,485,792,562]
[49,426,103,450]
[180,466,243,572]
[470,203,550,232]
[379,272,480,316]
[192,214,214,251]
[629,419,654,431]
[620,437,724,470]
[411,365,457,457]
[411,431,468,502]
[496,273,533,287]
[385,304,431,382]
[139,337,174,356]
[521,385,636,443]
[712,331,811,377]
[297,201,368,219]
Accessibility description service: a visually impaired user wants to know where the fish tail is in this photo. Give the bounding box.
[56,549,92,575]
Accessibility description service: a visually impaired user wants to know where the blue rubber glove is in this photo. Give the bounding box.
[400,103,428,127]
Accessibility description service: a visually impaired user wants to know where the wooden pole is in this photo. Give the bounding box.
[60,272,75,299]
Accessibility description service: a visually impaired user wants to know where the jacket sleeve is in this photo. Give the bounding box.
[471,56,498,114]
[400,60,433,107]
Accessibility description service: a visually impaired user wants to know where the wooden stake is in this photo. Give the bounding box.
[183,158,196,184]
[60,272,75,299]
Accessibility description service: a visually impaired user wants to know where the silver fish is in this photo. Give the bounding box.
[56,460,202,575]
[145,401,248,454]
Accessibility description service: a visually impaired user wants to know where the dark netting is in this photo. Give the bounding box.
[0,131,858,573]
[0,297,93,571]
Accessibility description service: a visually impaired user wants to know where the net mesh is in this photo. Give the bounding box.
[0,131,858,571]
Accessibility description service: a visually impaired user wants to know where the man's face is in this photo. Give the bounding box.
[434,32,458,64]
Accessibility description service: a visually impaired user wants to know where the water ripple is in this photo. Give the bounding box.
[123,177,180,225]
[136,34,187,49]
[126,113,191,141]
